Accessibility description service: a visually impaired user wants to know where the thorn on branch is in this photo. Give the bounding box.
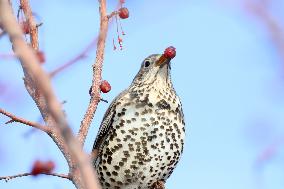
[107,11,118,20]
[100,98,108,103]
[17,5,23,21]
[36,22,43,28]
[5,119,14,124]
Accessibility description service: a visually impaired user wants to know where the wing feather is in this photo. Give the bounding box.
[92,89,128,151]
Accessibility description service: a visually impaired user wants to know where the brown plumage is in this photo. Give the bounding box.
[93,54,185,189]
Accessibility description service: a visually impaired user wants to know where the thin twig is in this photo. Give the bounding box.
[0,53,16,59]
[100,98,108,103]
[107,11,117,19]
[245,0,284,65]
[20,0,39,50]
[255,136,284,167]
[49,0,122,79]
[77,0,109,146]
[49,37,98,78]
[0,108,49,133]
[36,22,43,27]
[0,172,70,182]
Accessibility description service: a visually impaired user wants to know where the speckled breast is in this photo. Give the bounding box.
[95,92,185,189]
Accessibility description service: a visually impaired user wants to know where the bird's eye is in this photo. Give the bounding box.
[144,60,151,68]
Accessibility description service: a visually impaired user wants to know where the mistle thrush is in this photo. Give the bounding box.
[93,52,185,189]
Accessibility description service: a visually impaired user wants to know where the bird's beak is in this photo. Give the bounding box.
[155,54,170,67]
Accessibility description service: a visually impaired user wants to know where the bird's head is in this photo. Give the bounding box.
[131,54,172,87]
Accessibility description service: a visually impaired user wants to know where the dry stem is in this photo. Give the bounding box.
[0,172,70,182]
[49,0,122,79]
[245,0,284,64]
[0,108,49,133]
[19,0,39,50]
[0,0,101,189]
[49,37,98,78]
[78,0,109,146]
[0,0,118,188]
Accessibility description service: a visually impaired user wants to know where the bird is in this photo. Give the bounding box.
[92,52,185,189]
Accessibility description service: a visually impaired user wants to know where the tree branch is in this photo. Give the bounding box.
[49,0,122,79]
[0,1,101,189]
[0,172,70,182]
[49,37,98,78]
[107,11,118,19]
[0,108,49,133]
[77,0,109,146]
[19,0,39,50]
[0,53,16,59]
[245,0,284,65]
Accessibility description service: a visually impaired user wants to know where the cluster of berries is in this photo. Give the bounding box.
[31,160,55,176]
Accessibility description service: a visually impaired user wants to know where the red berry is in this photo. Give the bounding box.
[45,161,55,173]
[36,51,45,64]
[118,7,129,19]
[31,160,44,176]
[163,46,176,59]
[21,21,30,34]
[100,80,111,93]
[31,160,55,176]
[118,37,123,43]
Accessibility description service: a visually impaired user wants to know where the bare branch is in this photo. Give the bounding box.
[48,0,122,79]
[0,1,101,189]
[49,37,98,78]
[77,0,109,146]
[0,53,16,59]
[245,0,284,64]
[0,172,70,182]
[107,11,118,19]
[0,108,49,132]
[19,0,39,50]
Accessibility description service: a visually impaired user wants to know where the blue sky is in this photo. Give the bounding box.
[1,0,284,189]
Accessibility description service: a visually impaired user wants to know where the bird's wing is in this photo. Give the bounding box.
[92,89,128,152]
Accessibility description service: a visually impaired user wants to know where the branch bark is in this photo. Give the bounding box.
[20,0,39,50]
[0,0,101,189]
[77,0,109,146]
[0,108,49,133]
[0,172,70,182]
[0,0,117,188]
